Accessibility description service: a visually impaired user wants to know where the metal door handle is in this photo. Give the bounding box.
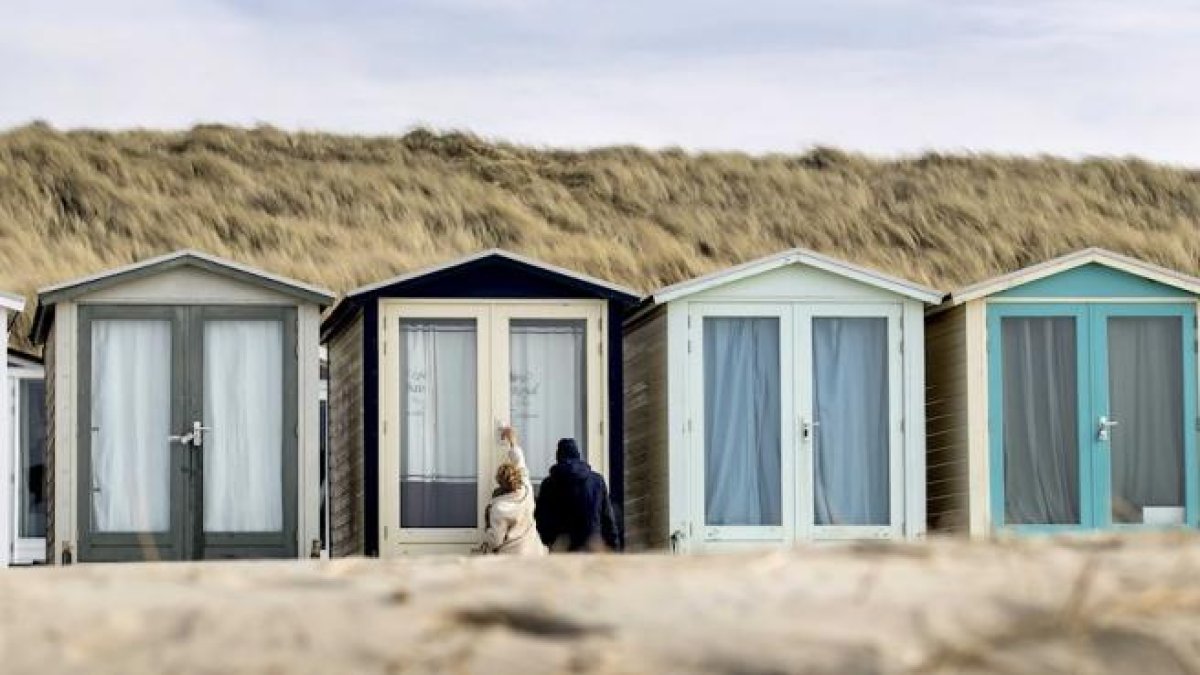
[192,421,213,448]
[801,419,820,441]
[1098,415,1119,442]
[168,432,195,445]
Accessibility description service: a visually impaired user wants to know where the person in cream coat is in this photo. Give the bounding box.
[482,427,548,556]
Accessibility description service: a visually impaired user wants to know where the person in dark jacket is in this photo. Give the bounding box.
[534,438,619,552]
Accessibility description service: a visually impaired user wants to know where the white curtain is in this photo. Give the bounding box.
[813,318,890,526]
[401,319,477,528]
[703,317,782,526]
[90,320,172,532]
[1108,317,1184,524]
[509,320,586,481]
[203,320,284,533]
[1002,317,1080,525]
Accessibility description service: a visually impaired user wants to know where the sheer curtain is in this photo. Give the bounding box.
[1002,317,1080,525]
[401,319,478,528]
[813,318,890,526]
[204,320,284,533]
[1108,317,1184,524]
[90,320,172,532]
[703,317,782,526]
[510,320,586,482]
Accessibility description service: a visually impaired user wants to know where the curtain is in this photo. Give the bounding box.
[510,320,586,482]
[813,318,890,526]
[401,319,478,528]
[1002,317,1080,525]
[703,317,782,526]
[1108,317,1184,524]
[204,320,284,533]
[18,379,47,538]
[90,320,172,532]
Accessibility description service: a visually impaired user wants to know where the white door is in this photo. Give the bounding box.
[380,301,605,554]
[689,302,904,548]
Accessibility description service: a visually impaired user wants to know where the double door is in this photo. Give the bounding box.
[379,301,605,551]
[690,302,904,547]
[990,303,1198,532]
[78,306,297,561]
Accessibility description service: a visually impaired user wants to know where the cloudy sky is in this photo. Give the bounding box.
[3,0,1198,163]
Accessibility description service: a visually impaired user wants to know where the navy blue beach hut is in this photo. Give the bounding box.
[322,250,639,556]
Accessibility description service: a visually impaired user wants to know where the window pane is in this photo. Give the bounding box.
[813,317,890,526]
[90,320,172,532]
[510,319,586,483]
[1108,316,1185,525]
[18,380,47,538]
[203,320,284,533]
[1001,317,1080,525]
[401,319,478,528]
[703,317,782,526]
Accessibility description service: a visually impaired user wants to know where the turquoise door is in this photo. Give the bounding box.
[988,303,1198,533]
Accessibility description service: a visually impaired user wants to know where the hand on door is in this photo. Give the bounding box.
[499,425,518,449]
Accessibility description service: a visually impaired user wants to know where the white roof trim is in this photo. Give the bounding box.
[345,248,640,299]
[647,248,944,305]
[0,291,25,312]
[37,249,335,303]
[947,247,1200,305]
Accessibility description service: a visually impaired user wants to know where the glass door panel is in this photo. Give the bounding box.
[89,319,174,533]
[400,318,479,529]
[202,320,285,533]
[811,317,891,527]
[18,379,47,540]
[1102,313,1190,526]
[702,316,784,529]
[998,315,1084,526]
[508,319,586,484]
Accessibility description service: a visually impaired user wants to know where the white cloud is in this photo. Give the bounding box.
[1,0,1198,164]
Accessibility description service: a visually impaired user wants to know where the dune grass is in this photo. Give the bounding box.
[2,122,1199,345]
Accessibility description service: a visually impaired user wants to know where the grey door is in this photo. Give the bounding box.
[78,306,297,562]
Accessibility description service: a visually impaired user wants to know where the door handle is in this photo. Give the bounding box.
[1097,415,1119,442]
[168,431,195,446]
[169,421,212,448]
[801,419,820,441]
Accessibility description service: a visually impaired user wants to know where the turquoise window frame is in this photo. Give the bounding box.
[988,301,1199,534]
[1090,303,1198,530]
[987,304,1093,534]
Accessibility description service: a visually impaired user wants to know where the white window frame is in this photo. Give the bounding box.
[689,303,797,545]
[378,299,607,556]
[9,365,47,564]
[801,304,905,541]
[688,302,905,547]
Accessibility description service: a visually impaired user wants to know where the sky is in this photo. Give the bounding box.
[3,0,1199,164]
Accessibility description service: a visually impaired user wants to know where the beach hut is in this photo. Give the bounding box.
[322,249,639,557]
[926,248,1200,536]
[30,251,334,563]
[0,292,29,566]
[623,249,942,552]
[5,350,45,565]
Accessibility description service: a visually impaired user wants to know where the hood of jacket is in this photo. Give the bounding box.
[549,457,593,482]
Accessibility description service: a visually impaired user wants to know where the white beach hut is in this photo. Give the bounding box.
[0,292,29,566]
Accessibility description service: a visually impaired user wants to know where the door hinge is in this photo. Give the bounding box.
[383,526,389,540]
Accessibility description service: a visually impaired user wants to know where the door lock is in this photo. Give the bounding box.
[169,421,212,448]
[1097,415,1119,442]
[801,419,820,441]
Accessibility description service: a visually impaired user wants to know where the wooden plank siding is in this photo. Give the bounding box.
[925,305,970,533]
[622,308,670,551]
[328,311,366,557]
[43,332,56,562]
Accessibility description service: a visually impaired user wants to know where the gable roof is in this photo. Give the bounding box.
[0,291,25,313]
[946,247,1200,306]
[344,248,640,300]
[323,248,641,340]
[31,250,335,344]
[645,248,944,305]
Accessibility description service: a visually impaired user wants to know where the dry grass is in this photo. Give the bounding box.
[2,122,1199,345]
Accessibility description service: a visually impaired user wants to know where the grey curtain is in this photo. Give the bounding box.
[400,319,478,528]
[703,317,782,526]
[813,318,890,526]
[1108,317,1184,524]
[18,379,47,538]
[1002,317,1080,525]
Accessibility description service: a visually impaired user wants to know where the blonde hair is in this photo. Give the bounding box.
[495,463,525,494]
